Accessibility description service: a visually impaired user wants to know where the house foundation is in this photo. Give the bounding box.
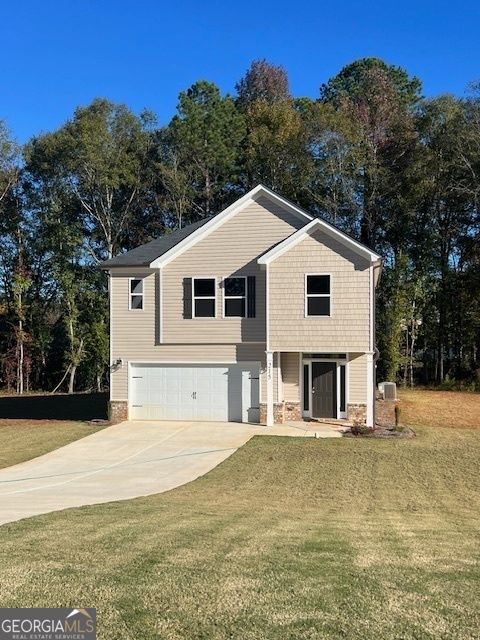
[108,401,128,424]
[259,401,301,425]
[347,403,367,425]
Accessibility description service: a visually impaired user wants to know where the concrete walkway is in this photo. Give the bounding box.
[0,420,343,526]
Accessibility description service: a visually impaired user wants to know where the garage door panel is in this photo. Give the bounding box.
[130,364,259,423]
[195,367,228,421]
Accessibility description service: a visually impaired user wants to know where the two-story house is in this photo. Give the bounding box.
[102,185,382,427]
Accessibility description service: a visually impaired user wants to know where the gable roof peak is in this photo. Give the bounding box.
[146,184,312,268]
[258,217,382,265]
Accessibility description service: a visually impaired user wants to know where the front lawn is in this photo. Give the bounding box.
[398,388,480,429]
[1,419,479,639]
[0,420,106,469]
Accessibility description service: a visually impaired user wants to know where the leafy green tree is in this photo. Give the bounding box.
[320,57,422,108]
[150,127,196,231]
[0,120,19,208]
[244,99,310,196]
[0,122,31,393]
[25,99,154,261]
[319,58,420,248]
[300,101,361,229]
[168,81,246,216]
[414,96,479,382]
[0,59,479,394]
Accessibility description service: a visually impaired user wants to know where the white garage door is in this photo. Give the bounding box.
[129,363,260,423]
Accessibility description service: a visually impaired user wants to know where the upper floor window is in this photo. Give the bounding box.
[305,274,330,316]
[129,278,144,310]
[224,277,246,317]
[193,278,216,318]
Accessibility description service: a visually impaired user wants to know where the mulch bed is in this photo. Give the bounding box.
[344,424,416,439]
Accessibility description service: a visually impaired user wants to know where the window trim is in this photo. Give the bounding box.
[222,276,247,319]
[128,277,144,311]
[304,273,331,318]
[192,276,217,319]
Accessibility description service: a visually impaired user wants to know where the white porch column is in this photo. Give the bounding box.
[266,350,274,427]
[366,352,374,427]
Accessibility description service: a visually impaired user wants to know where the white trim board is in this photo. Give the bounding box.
[270,347,373,354]
[159,268,163,343]
[128,360,261,366]
[149,184,312,268]
[258,218,382,265]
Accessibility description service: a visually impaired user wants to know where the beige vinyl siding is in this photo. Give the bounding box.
[348,353,368,404]
[111,270,157,364]
[110,273,277,400]
[281,352,300,403]
[109,194,302,402]
[162,195,304,344]
[269,230,371,351]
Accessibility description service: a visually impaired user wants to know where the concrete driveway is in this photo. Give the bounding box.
[0,420,343,526]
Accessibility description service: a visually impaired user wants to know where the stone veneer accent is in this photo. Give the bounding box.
[109,400,300,425]
[259,402,302,424]
[108,400,128,424]
[259,403,284,425]
[347,403,367,425]
[284,402,301,422]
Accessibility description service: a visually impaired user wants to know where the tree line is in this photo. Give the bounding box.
[0,57,479,394]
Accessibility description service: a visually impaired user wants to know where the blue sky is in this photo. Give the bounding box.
[3,0,479,142]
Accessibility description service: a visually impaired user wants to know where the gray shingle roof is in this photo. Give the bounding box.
[100,216,214,268]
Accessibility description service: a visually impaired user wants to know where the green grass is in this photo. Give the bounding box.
[1,425,479,639]
[0,420,106,469]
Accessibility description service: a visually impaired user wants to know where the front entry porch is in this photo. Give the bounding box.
[260,351,372,427]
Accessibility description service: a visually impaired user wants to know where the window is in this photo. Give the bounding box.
[303,364,310,411]
[340,364,346,412]
[193,278,216,317]
[129,278,144,310]
[305,275,330,316]
[224,277,246,317]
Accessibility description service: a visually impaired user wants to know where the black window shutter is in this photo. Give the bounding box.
[183,278,192,319]
[247,276,256,318]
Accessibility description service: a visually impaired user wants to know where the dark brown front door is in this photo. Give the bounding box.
[312,362,337,419]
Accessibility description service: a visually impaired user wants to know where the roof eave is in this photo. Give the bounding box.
[149,184,313,268]
[258,219,381,265]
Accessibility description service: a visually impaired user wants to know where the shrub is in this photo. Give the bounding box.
[351,423,375,436]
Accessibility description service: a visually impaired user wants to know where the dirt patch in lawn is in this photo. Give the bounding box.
[398,389,480,430]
